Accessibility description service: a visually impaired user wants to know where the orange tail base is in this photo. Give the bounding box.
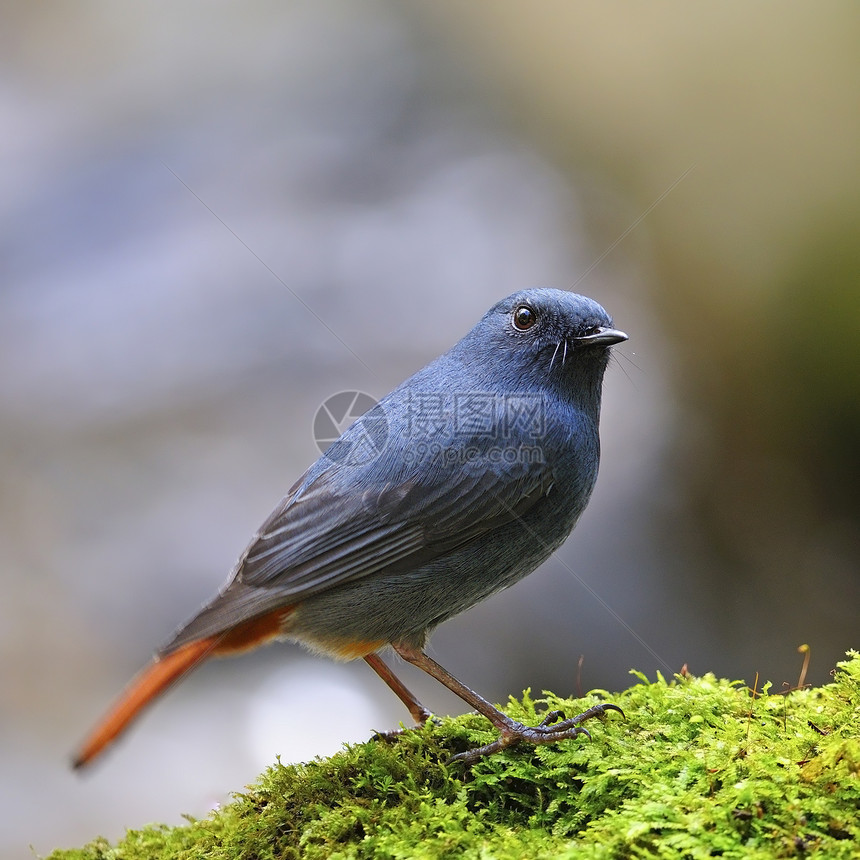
[73,607,292,769]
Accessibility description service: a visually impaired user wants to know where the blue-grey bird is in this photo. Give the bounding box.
[74,289,627,767]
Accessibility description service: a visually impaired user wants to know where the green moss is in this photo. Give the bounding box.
[48,651,860,859]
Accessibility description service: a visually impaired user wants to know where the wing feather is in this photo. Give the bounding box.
[162,454,554,654]
[239,457,554,595]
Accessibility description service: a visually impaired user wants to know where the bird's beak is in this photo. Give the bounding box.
[574,327,628,347]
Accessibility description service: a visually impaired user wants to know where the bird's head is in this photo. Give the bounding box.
[467,289,627,393]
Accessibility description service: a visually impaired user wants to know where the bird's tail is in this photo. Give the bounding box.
[72,636,218,769]
[72,604,294,769]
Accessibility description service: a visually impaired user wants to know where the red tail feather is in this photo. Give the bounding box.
[72,637,217,769]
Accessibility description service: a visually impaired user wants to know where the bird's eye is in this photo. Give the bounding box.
[512,305,537,331]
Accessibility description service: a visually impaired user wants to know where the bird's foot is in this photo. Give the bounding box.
[450,702,624,764]
[372,712,441,742]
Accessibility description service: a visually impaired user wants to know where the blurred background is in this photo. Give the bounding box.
[2,1,858,854]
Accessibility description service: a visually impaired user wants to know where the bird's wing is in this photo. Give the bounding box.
[160,454,555,653]
[240,457,555,596]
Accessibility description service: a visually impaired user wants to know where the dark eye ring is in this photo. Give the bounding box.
[512,305,537,331]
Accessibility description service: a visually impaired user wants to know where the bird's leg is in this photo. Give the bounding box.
[364,652,432,725]
[392,644,622,764]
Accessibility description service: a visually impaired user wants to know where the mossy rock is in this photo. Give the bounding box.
[47,651,860,859]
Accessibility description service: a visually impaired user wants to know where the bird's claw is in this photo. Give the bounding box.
[372,715,442,742]
[449,702,624,765]
[538,708,566,727]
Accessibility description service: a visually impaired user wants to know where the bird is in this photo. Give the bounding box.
[73,288,627,768]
